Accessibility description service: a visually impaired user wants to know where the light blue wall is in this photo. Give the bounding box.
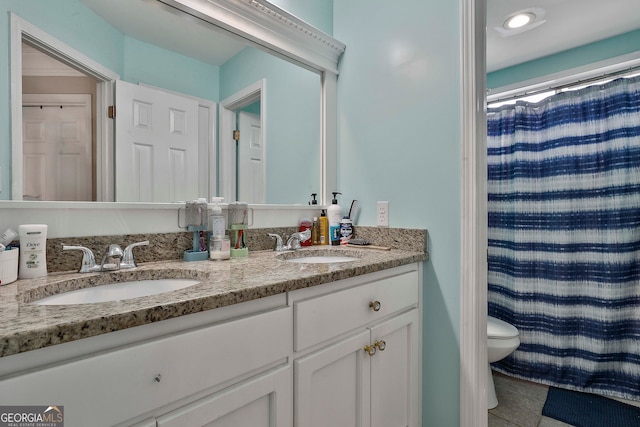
[220,47,321,204]
[334,1,462,425]
[487,29,640,90]
[123,38,220,101]
[0,0,220,200]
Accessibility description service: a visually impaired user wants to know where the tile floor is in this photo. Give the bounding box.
[488,372,573,427]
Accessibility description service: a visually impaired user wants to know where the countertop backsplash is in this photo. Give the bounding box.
[42,226,427,273]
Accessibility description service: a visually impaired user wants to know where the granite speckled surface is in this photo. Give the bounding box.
[0,227,427,357]
[42,226,426,273]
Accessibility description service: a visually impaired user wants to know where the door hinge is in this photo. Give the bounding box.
[108,105,116,119]
[233,130,240,141]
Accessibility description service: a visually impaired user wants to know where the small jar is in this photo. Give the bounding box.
[339,216,353,245]
[210,235,231,260]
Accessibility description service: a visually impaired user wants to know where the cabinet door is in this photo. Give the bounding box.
[294,330,371,427]
[369,309,420,427]
[156,365,291,427]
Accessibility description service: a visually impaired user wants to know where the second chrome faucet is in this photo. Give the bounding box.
[268,229,311,251]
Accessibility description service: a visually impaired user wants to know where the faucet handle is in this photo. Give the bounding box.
[121,240,149,269]
[299,229,311,242]
[268,233,284,251]
[62,244,99,273]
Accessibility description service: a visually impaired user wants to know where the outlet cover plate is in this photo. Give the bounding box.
[377,201,389,227]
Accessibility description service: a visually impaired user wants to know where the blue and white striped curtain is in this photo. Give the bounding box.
[487,75,640,400]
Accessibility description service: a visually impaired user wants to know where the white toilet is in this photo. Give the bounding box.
[487,316,520,409]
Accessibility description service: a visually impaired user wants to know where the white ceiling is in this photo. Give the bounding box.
[487,0,640,72]
[82,0,640,72]
[80,0,248,66]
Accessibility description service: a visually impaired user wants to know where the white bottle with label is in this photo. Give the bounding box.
[327,192,343,246]
[209,197,226,239]
[18,224,48,279]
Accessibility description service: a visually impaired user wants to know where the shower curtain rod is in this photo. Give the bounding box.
[487,54,640,104]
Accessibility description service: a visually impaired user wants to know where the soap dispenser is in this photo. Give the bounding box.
[327,192,343,246]
[209,197,226,239]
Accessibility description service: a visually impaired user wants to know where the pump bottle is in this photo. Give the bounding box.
[327,192,343,246]
[209,197,226,239]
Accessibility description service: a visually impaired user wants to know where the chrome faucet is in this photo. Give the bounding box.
[63,241,148,273]
[268,229,311,251]
[121,241,149,269]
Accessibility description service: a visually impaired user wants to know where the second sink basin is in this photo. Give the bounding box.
[276,248,360,264]
[31,279,201,305]
[286,256,357,264]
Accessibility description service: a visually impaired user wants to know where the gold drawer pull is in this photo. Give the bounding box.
[369,300,381,312]
[364,344,377,356]
[374,340,386,351]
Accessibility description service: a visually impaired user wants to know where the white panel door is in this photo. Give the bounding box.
[115,80,199,202]
[238,111,264,203]
[22,94,92,201]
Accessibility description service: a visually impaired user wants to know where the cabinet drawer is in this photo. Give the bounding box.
[294,271,418,351]
[0,306,292,426]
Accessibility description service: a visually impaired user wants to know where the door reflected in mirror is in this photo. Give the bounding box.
[9,0,322,205]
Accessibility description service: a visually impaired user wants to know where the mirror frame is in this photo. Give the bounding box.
[9,0,345,206]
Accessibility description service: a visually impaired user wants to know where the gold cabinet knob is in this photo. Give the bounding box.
[369,300,381,312]
[364,344,377,356]
[374,340,386,351]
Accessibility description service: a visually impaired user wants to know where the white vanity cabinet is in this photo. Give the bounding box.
[291,264,422,427]
[0,296,292,427]
[0,263,422,427]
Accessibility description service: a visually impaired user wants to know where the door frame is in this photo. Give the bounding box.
[219,79,266,202]
[460,0,488,425]
[10,13,119,201]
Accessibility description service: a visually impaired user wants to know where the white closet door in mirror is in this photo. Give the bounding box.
[22,94,92,202]
[237,111,264,203]
[115,80,200,203]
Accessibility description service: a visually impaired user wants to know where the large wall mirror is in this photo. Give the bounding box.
[3,0,344,206]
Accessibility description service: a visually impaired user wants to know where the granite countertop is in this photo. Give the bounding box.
[0,246,427,358]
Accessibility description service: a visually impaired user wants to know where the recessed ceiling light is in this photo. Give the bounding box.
[504,12,535,30]
[494,8,546,37]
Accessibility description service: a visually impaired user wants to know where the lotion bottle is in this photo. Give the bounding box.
[18,224,48,279]
[327,192,343,246]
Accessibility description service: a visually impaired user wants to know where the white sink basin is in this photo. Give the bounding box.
[285,256,357,264]
[32,279,201,305]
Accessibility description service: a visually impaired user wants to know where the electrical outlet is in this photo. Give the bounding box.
[377,201,389,227]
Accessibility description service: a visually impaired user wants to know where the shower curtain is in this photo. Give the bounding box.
[487,74,640,400]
